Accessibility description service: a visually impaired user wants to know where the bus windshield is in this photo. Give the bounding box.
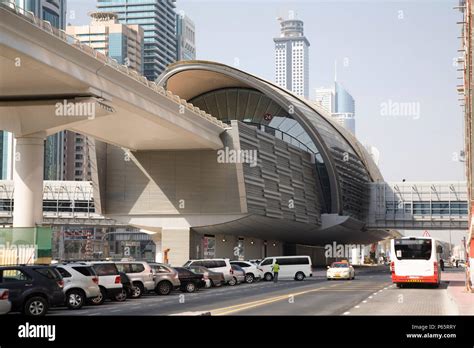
[394,239,432,260]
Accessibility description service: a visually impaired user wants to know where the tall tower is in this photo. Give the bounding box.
[97,0,178,81]
[274,11,310,98]
[176,13,196,61]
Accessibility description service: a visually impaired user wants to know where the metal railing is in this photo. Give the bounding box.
[0,0,228,130]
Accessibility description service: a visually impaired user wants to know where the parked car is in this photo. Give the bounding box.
[0,266,65,316]
[0,289,11,315]
[149,263,181,295]
[115,261,155,298]
[86,262,123,305]
[327,261,355,280]
[231,261,263,283]
[114,272,132,301]
[259,256,312,281]
[55,263,100,309]
[230,264,245,285]
[174,267,205,293]
[183,259,234,285]
[186,265,225,288]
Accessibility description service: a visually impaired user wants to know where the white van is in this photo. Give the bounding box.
[259,256,312,281]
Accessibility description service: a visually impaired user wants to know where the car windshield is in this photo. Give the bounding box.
[331,263,349,268]
[394,239,432,260]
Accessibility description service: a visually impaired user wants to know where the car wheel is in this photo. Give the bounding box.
[396,283,402,288]
[90,287,106,305]
[184,282,196,293]
[295,272,305,281]
[66,289,85,310]
[264,273,273,281]
[131,282,144,298]
[24,296,48,316]
[245,273,255,284]
[156,281,172,295]
[228,277,237,286]
[114,289,127,302]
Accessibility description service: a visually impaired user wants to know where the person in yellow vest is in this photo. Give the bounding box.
[272,261,280,283]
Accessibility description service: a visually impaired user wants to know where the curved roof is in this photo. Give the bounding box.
[157,60,384,216]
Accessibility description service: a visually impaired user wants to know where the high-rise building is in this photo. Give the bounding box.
[315,81,356,135]
[176,13,196,61]
[97,0,177,81]
[315,87,335,113]
[274,11,310,98]
[4,0,67,180]
[12,0,67,28]
[66,12,144,74]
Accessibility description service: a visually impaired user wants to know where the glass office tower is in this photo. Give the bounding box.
[97,0,177,81]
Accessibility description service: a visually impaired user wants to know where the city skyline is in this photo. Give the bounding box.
[61,0,464,182]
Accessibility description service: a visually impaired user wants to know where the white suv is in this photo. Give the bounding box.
[86,262,123,305]
[230,261,263,283]
[55,263,100,309]
[183,259,235,285]
[115,261,155,298]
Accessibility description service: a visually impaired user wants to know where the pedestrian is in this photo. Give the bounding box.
[456,259,459,268]
[440,259,444,272]
[272,261,280,283]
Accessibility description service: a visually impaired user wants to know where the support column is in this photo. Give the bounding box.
[161,228,190,266]
[13,133,45,228]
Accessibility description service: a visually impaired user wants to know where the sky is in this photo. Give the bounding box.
[68,0,465,182]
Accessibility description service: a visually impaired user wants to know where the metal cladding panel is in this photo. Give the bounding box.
[238,122,321,226]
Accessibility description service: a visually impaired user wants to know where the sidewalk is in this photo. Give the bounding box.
[444,268,474,315]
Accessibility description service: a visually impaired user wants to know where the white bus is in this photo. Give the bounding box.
[259,255,312,281]
[390,236,442,288]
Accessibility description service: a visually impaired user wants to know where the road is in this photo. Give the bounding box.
[48,266,398,316]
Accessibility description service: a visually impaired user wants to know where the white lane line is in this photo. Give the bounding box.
[343,311,350,315]
[87,313,102,316]
[362,300,367,303]
[368,296,373,299]
[354,305,360,309]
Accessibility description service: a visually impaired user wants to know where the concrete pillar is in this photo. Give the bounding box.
[13,134,45,228]
[161,228,190,267]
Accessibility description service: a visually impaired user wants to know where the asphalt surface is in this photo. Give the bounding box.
[47,265,395,316]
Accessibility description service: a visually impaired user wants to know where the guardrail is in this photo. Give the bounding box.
[0,0,228,130]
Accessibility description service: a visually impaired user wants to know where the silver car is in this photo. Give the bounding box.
[115,261,155,298]
[0,289,11,315]
[149,263,181,295]
[55,264,100,310]
[230,264,245,285]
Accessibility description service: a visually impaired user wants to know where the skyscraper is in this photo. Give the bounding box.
[66,12,144,74]
[97,0,177,81]
[4,0,67,180]
[176,13,196,61]
[274,11,310,98]
[315,87,335,113]
[12,0,67,28]
[315,82,356,135]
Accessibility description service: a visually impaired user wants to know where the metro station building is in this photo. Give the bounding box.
[92,61,391,265]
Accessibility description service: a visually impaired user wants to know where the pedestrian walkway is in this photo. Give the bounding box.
[443,268,474,315]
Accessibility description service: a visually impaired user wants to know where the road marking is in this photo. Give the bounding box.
[210,286,330,315]
[369,296,373,299]
[354,305,360,308]
[343,311,350,315]
[362,300,368,303]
